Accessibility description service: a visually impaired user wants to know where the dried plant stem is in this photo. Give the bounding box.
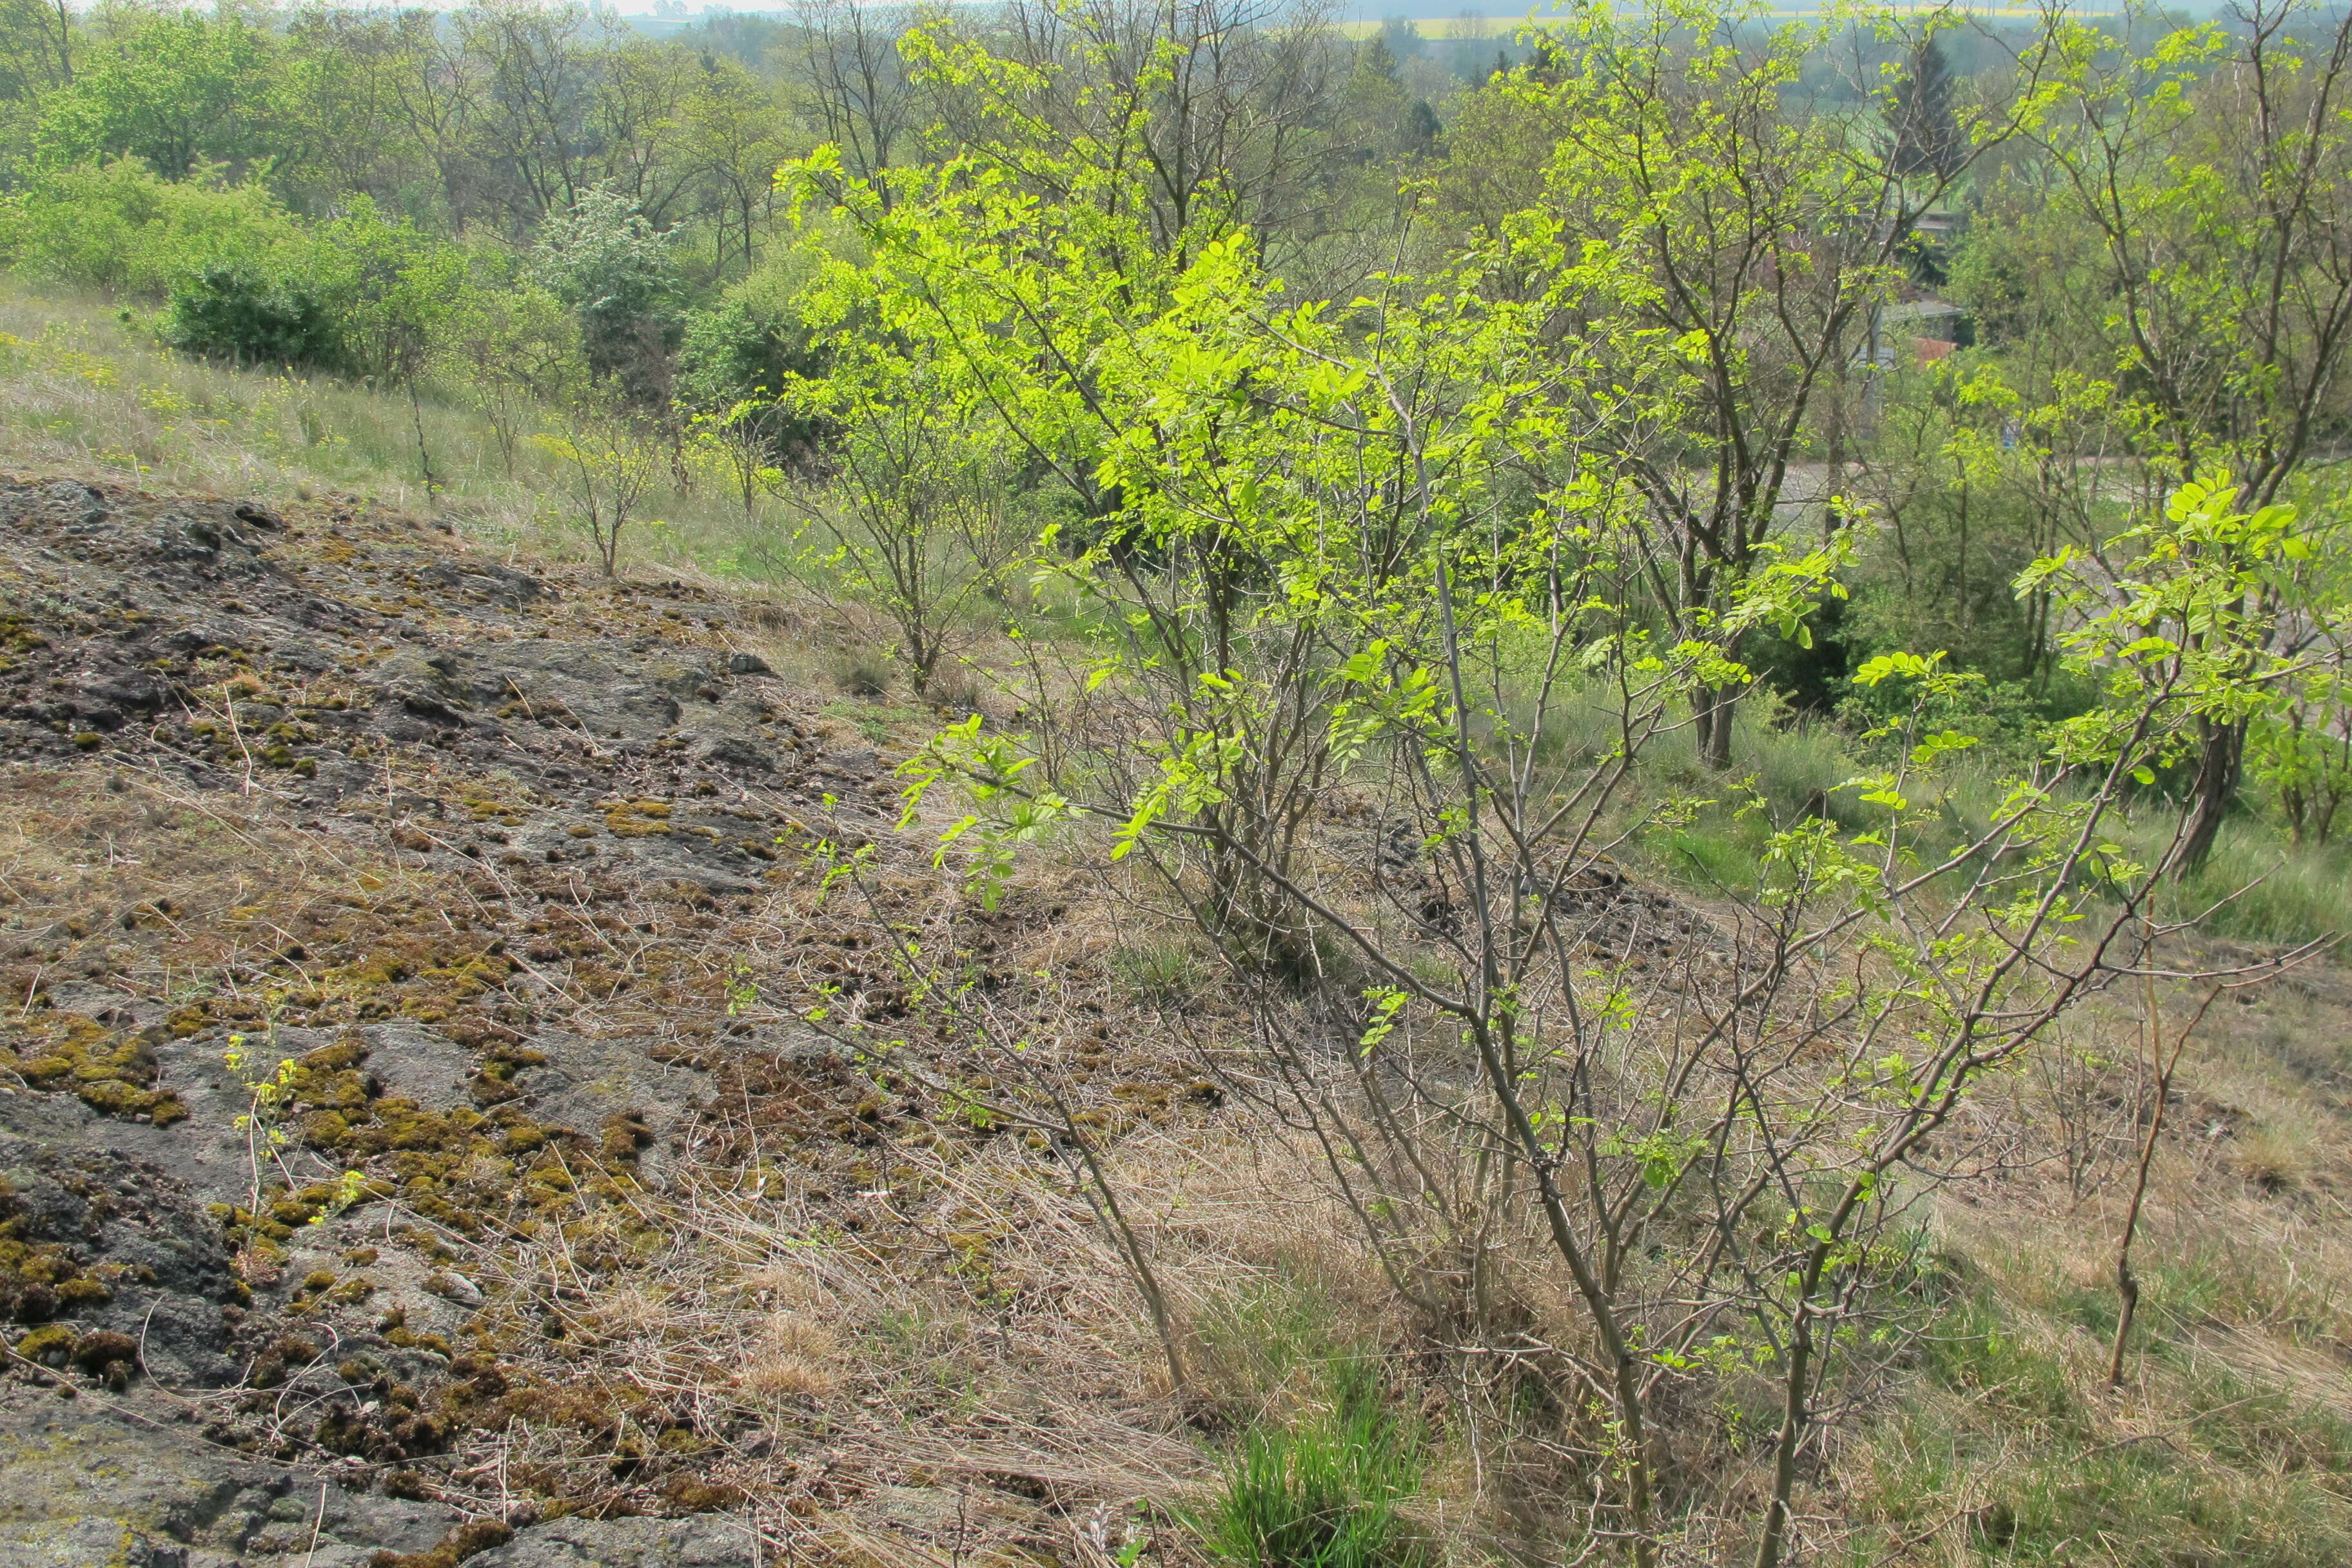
[830,856,1191,1396]
[2108,974,2222,1386]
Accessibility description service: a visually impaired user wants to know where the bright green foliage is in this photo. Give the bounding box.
[2250,678,2352,846]
[805,26,2316,1567]
[2004,8,2352,495]
[798,19,1834,941]
[814,34,2349,1543]
[1959,1,2352,861]
[34,10,277,176]
[2024,477,2339,819]
[1487,0,2006,766]
[0,1,2346,1559]
[769,274,1026,694]
[847,135,1833,954]
[0,159,308,298]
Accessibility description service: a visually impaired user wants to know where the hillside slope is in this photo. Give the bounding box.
[8,470,2352,1568]
[0,473,1217,1567]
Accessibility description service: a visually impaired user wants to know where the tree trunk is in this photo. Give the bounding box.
[1696,682,1738,770]
[1753,1302,1816,1568]
[2176,716,2244,873]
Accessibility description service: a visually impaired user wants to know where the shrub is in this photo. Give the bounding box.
[829,646,894,698]
[678,294,828,456]
[532,186,681,409]
[0,159,306,299]
[162,268,344,371]
[2250,691,2352,848]
[1107,937,1204,1005]
[532,409,665,576]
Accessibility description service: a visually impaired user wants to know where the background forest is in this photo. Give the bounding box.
[8,1,2352,1565]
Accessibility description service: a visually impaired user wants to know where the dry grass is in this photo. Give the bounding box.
[0,761,436,1052]
[427,1119,1365,1566]
[0,284,1040,740]
[19,681,2352,1565]
[0,284,787,590]
[1827,963,2352,1567]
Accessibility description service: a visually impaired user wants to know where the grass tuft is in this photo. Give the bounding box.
[1198,1357,1425,1568]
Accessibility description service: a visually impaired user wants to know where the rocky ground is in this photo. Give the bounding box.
[0,476,1213,1567]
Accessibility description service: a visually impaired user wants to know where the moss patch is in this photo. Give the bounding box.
[0,1012,186,1122]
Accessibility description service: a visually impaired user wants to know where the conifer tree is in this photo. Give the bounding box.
[1892,35,1962,179]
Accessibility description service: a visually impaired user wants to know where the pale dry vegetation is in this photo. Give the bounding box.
[0,288,807,590]
[420,845,2352,1568]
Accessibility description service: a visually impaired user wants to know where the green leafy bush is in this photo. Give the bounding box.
[161,268,343,371]
[678,294,828,464]
[0,159,306,299]
[533,186,682,409]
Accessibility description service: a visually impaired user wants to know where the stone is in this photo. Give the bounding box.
[469,1514,759,1567]
[418,558,551,607]
[0,474,900,1545]
[0,1111,243,1388]
[0,1395,458,1564]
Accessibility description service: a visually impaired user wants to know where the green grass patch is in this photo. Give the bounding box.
[818,697,928,746]
[1196,1357,1425,1568]
[1106,936,1208,1006]
[1851,1272,2352,1566]
[1622,705,2346,945]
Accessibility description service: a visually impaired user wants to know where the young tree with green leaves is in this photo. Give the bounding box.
[535,404,665,578]
[316,200,470,495]
[1990,0,2352,867]
[2251,680,2352,847]
[788,11,2347,1560]
[435,271,587,478]
[1500,1,2037,770]
[765,291,1025,696]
